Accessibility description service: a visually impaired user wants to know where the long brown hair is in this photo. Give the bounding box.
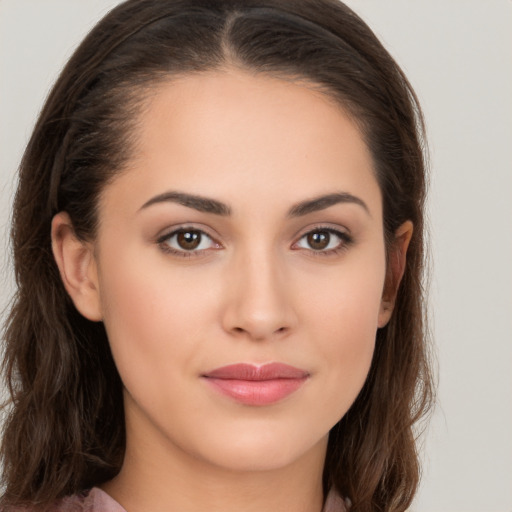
[1,1,434,510]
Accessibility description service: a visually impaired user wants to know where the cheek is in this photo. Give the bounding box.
[95,250,215,384]
[303,249,386,341]
[300,253,386,412]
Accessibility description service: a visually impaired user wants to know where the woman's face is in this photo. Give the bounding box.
[66,70,396,472]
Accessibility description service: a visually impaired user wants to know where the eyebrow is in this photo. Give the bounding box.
[139,190,369,217]
[287,192,370,217]
[140,191,231,215]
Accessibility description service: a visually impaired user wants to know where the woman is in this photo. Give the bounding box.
[0,0,434,511]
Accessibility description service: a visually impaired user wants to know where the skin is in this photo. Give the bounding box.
[52,68,412,512]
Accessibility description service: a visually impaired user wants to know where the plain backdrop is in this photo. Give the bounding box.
[1,1,511,511]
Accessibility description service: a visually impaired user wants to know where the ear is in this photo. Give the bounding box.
[378,220,413,328]
[51,212,102,321]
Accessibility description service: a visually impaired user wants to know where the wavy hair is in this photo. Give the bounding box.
[1,1,434,510]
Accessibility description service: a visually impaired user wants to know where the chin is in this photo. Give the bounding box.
[190,423,328,473]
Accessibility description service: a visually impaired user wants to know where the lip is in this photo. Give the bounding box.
[202,363,309,406]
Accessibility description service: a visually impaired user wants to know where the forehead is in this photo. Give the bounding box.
[104,68,381,218]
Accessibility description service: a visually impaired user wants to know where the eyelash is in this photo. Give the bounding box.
[157,227,221,258]
[156,225,353,258]
[292,226,354,256]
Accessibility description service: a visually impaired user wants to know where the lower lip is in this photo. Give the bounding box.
[203,377,308,406]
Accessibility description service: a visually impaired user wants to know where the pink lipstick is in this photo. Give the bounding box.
[202,363,309,406]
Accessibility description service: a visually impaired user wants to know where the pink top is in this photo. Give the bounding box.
[52,486,349,511]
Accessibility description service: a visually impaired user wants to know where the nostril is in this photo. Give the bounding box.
[229,325,288,339]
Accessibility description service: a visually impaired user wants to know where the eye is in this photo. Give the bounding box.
[158,228,220,255]
[294,228,352,253]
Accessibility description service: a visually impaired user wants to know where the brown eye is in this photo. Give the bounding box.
[160,228,218,255]
[306,231,330,250]
[294,228,351,253]
[176,230,202,250]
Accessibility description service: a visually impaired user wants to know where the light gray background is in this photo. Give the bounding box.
[1,1,511,511]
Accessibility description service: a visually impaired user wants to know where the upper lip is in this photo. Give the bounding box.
[203,363,309,381]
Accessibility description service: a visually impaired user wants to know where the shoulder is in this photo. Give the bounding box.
[51,488,126,512]
[7,487,347,512]
[55,489,349,512]
[323,488,351,512]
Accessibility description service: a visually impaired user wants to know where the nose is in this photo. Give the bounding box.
[221,247,297,341]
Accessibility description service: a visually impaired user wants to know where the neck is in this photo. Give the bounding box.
[102,426,327,512]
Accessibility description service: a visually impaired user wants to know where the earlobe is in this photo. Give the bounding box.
[378,220,413,328]
[51,212,103,322]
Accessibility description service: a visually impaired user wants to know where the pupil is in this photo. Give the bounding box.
[177,230,201,250]
[308,231,330,250]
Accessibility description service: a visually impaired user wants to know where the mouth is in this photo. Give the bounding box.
[201,363,310,406]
